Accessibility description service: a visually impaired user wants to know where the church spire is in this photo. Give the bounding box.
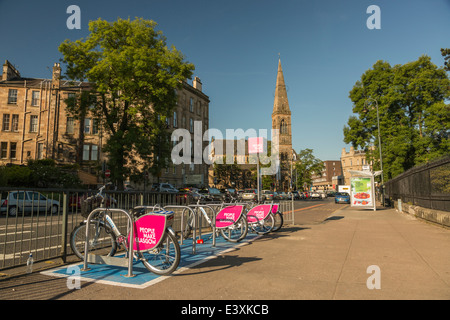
[272,58,291,115]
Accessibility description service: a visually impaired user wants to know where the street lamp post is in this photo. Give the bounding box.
[365,98,384,206]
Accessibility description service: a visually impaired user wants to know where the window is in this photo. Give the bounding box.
[30,115,38,133]
[91,145,98,161]
[2,114,10,131]
[8,89,17,104]
[31,91,40,106]
[82,145,90,160]
[10,142,17,159]
[12,115,19,132]
[189,97,194,112]
[182,116,186,129]
[92,119,99,134]
[0,142,7,158]
[37,143,44,159]
[173,111,177,127]
[66,117,74,134]
[280,119,288,134]
[83,144,98,161]
[84,118,91,134]
[189,118,194,133]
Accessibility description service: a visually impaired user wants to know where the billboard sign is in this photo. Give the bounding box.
[350,176,375,210]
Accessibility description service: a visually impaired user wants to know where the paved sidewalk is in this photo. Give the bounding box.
[1,204,449,300]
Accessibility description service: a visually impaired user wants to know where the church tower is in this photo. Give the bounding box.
[272,58,292,191]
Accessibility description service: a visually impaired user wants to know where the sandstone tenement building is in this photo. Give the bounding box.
[0,60,209,187]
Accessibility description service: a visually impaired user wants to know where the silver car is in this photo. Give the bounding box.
[0,191,60,216]
[241,189,257,201]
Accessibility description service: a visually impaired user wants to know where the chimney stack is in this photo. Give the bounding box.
[193,76,202,92]
[2,60,21,81]
[52,62,61,88]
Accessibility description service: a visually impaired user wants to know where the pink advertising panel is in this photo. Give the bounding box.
[271,204,279,213]
[215,205,244,229]
[130,214,167,252]
[247,204,272,223]
[248,137,264,154]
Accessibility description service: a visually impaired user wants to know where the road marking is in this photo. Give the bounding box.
[284,203,326,214]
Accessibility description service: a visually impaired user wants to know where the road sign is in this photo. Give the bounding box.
[105,169,111,178]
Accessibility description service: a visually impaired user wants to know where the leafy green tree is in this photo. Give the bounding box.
[294,149,324,190]
[213,157,242,187]
[59,18,194,189]
[344,55,450,181]
[441,48,450,72]
[0,160,81,188]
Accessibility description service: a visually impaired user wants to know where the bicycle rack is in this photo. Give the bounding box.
[162,205,198,254]
[188,204,218,247]
[81,208,136,278]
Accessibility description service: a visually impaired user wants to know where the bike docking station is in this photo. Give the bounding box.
[42,202,276,289]
[81,207,136,278]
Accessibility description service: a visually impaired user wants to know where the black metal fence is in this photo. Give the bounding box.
[385,156,450,212]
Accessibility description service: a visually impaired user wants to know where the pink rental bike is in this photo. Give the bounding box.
[215,204,248,242]
[246,203,275,235]
[182,203,249,243]
[70,187,180,275]
[271,204,283,232]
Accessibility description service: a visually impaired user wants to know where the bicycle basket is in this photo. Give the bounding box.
[148,210,175,227]
[80,194,103,218]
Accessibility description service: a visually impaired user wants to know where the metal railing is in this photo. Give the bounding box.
[0,187,294,271]
[385,156,450,212]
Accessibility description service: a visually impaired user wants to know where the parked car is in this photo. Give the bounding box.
[198,187,225,202]
[1,191,60,217]
[176,188,201,204]
[335,192,350,204]
[279,192,289,200]
[220,188,238,202]
[273,191,281,200]
[151,183,178,193]
[241,189,257,201]
[262,190,275,202]
[291,191,301,200]
[310,191,321,200]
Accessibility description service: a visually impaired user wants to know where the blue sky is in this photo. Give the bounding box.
[1,0,449,161]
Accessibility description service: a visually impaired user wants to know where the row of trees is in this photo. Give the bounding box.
[344,51,450,182]
[213,149,324,191]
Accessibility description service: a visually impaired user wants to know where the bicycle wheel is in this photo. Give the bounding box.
[271,211,284,232]
[70,220,117,261]
[250,213,274,235]
[220,215,248,242]
[139,229,180,275]
[181,211,195,240]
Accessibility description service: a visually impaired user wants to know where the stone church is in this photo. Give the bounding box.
[272,58,294,191]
